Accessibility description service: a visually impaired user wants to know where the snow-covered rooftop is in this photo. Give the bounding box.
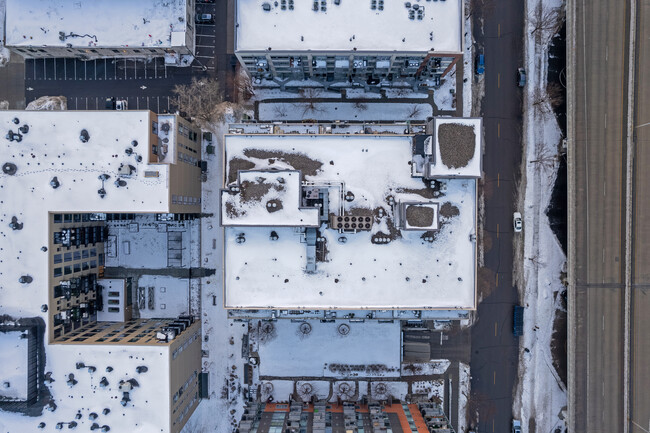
[222,170,320,226]
[5,0,190,49]
[235,0,463,53]
[222,134,477,310]
[257,320,401,378]
[429,117,482,178]
[0,110,171,319]
[0,344,171,433]
[0,330,28,401]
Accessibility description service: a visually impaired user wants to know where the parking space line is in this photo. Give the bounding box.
[84,61,87,80]
[95,59,97,80]
[147,98,150,110]
[64,59,67,80]
[105,59,107,80]
[43,59,47,80]
[167,97,170,112]
[124,59,127,80]
[75,97,78,110]
[85,98,88,110]
[196,45,215,48]
[53,59,56,80]
[196,34,216,38]
[154,59,158,79]
[157,96,160,113]
[196,55,214,59]
[133,60,137,80]
[95,97,98,110]
[114,60,117,80]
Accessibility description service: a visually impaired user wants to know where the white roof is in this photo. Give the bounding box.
[97,279,128,322]
[5,0,190,49]
[257,320,401,378]
[0,110,171,319]
[0,331,29,400]
[236,0,462,53]
[429,117,482,177]
[223,134,476,310]
[221,170,320,226]
[137,275,191,319]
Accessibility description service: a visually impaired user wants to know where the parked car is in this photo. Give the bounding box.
[517,67,527,87]
[475,53,485,75]
[115,100,128,111]
[195,13,214,24]
[512,420,522,433]
[513,212,522,232]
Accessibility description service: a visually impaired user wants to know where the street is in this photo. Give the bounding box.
[471,0,525,432]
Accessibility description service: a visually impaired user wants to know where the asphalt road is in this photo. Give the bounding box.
[470,1,524,432]
[569,0,631,430]
[630,1,650,432]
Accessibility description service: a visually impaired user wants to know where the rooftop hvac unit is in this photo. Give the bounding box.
[161,122,170,134]
[329,215,373,231]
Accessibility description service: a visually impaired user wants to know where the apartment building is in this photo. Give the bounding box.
[0,110,203,432]
[220,121,481,312]
[238,401,452,433]
[235,0,463,89]
[4,0,196,66]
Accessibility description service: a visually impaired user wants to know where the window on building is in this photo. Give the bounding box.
[53,267,62,278]
[53,254,62,264]
[73,263,81,273]
[53,214,63,223]
[74,214,81,222]
[90,260,97,269]
[64,266,72,275]
[64,252,72,262]
[152,121,158,134]
[82,250,89,259]
[82,262,89,271]
[64,214,72,223]
[73,251,81,261]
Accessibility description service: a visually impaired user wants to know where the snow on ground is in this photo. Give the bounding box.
[345,89,383,100]
[0,330,28,400]
[252,88,342,100]
[412,379,445,402]
[258,102,433,122]
[434,65,457,111]
[385,89,430,99]
[463,0,474,117]
[513,0,567,431]
[0,344,173,433]
[136,275,190,319]
[5,0,189,49]
[179,115,248,433]
[0,0,7,67]
[401,360,451,376]
[371,381,408,401]
[256,320,401,378]
[458,362,470,433]
[236,0,462,53]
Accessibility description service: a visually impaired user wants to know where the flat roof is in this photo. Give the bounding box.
[429,118,482,178]
[235,0,462,53]
[223,134,477,310]
[5,0,189,49]
[0,331,29,400]
[222,170,320,226]
[0,110,171,319]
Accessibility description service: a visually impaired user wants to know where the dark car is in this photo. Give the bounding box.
[195,13,214,24]
[517,68,526,87]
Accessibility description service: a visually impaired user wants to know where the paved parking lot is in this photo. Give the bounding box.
[67,95,173,113]
[193,1,218,73]
[25,57,171,81]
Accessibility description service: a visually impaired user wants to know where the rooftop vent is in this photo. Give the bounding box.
[9,216,23,230]
[2,162,17,175]
[18,125,29,134]
[12,118,19,124]
[50,176,60,189]
[5,130,22,142]
[262,2,271,11]
[79,129,90,143]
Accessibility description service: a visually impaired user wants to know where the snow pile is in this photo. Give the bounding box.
[255,320,401,378]
[458,362,470,433]
[25,96,67,111]
[401,360,451,376]
[513,0,567,431]
[433,64,457,111]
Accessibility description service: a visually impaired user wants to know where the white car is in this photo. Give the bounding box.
[513,212,523,233]
[115,100,128,111]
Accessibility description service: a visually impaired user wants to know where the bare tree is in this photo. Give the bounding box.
[294,87,325,117]
[353,101,368,111]
[172,77,224,123]
[406,104,423,119]
[273,104,288,118]
[532,82,564,114]
[529,144,559,171]
[227,70,255,103]
[528,5,564,42]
